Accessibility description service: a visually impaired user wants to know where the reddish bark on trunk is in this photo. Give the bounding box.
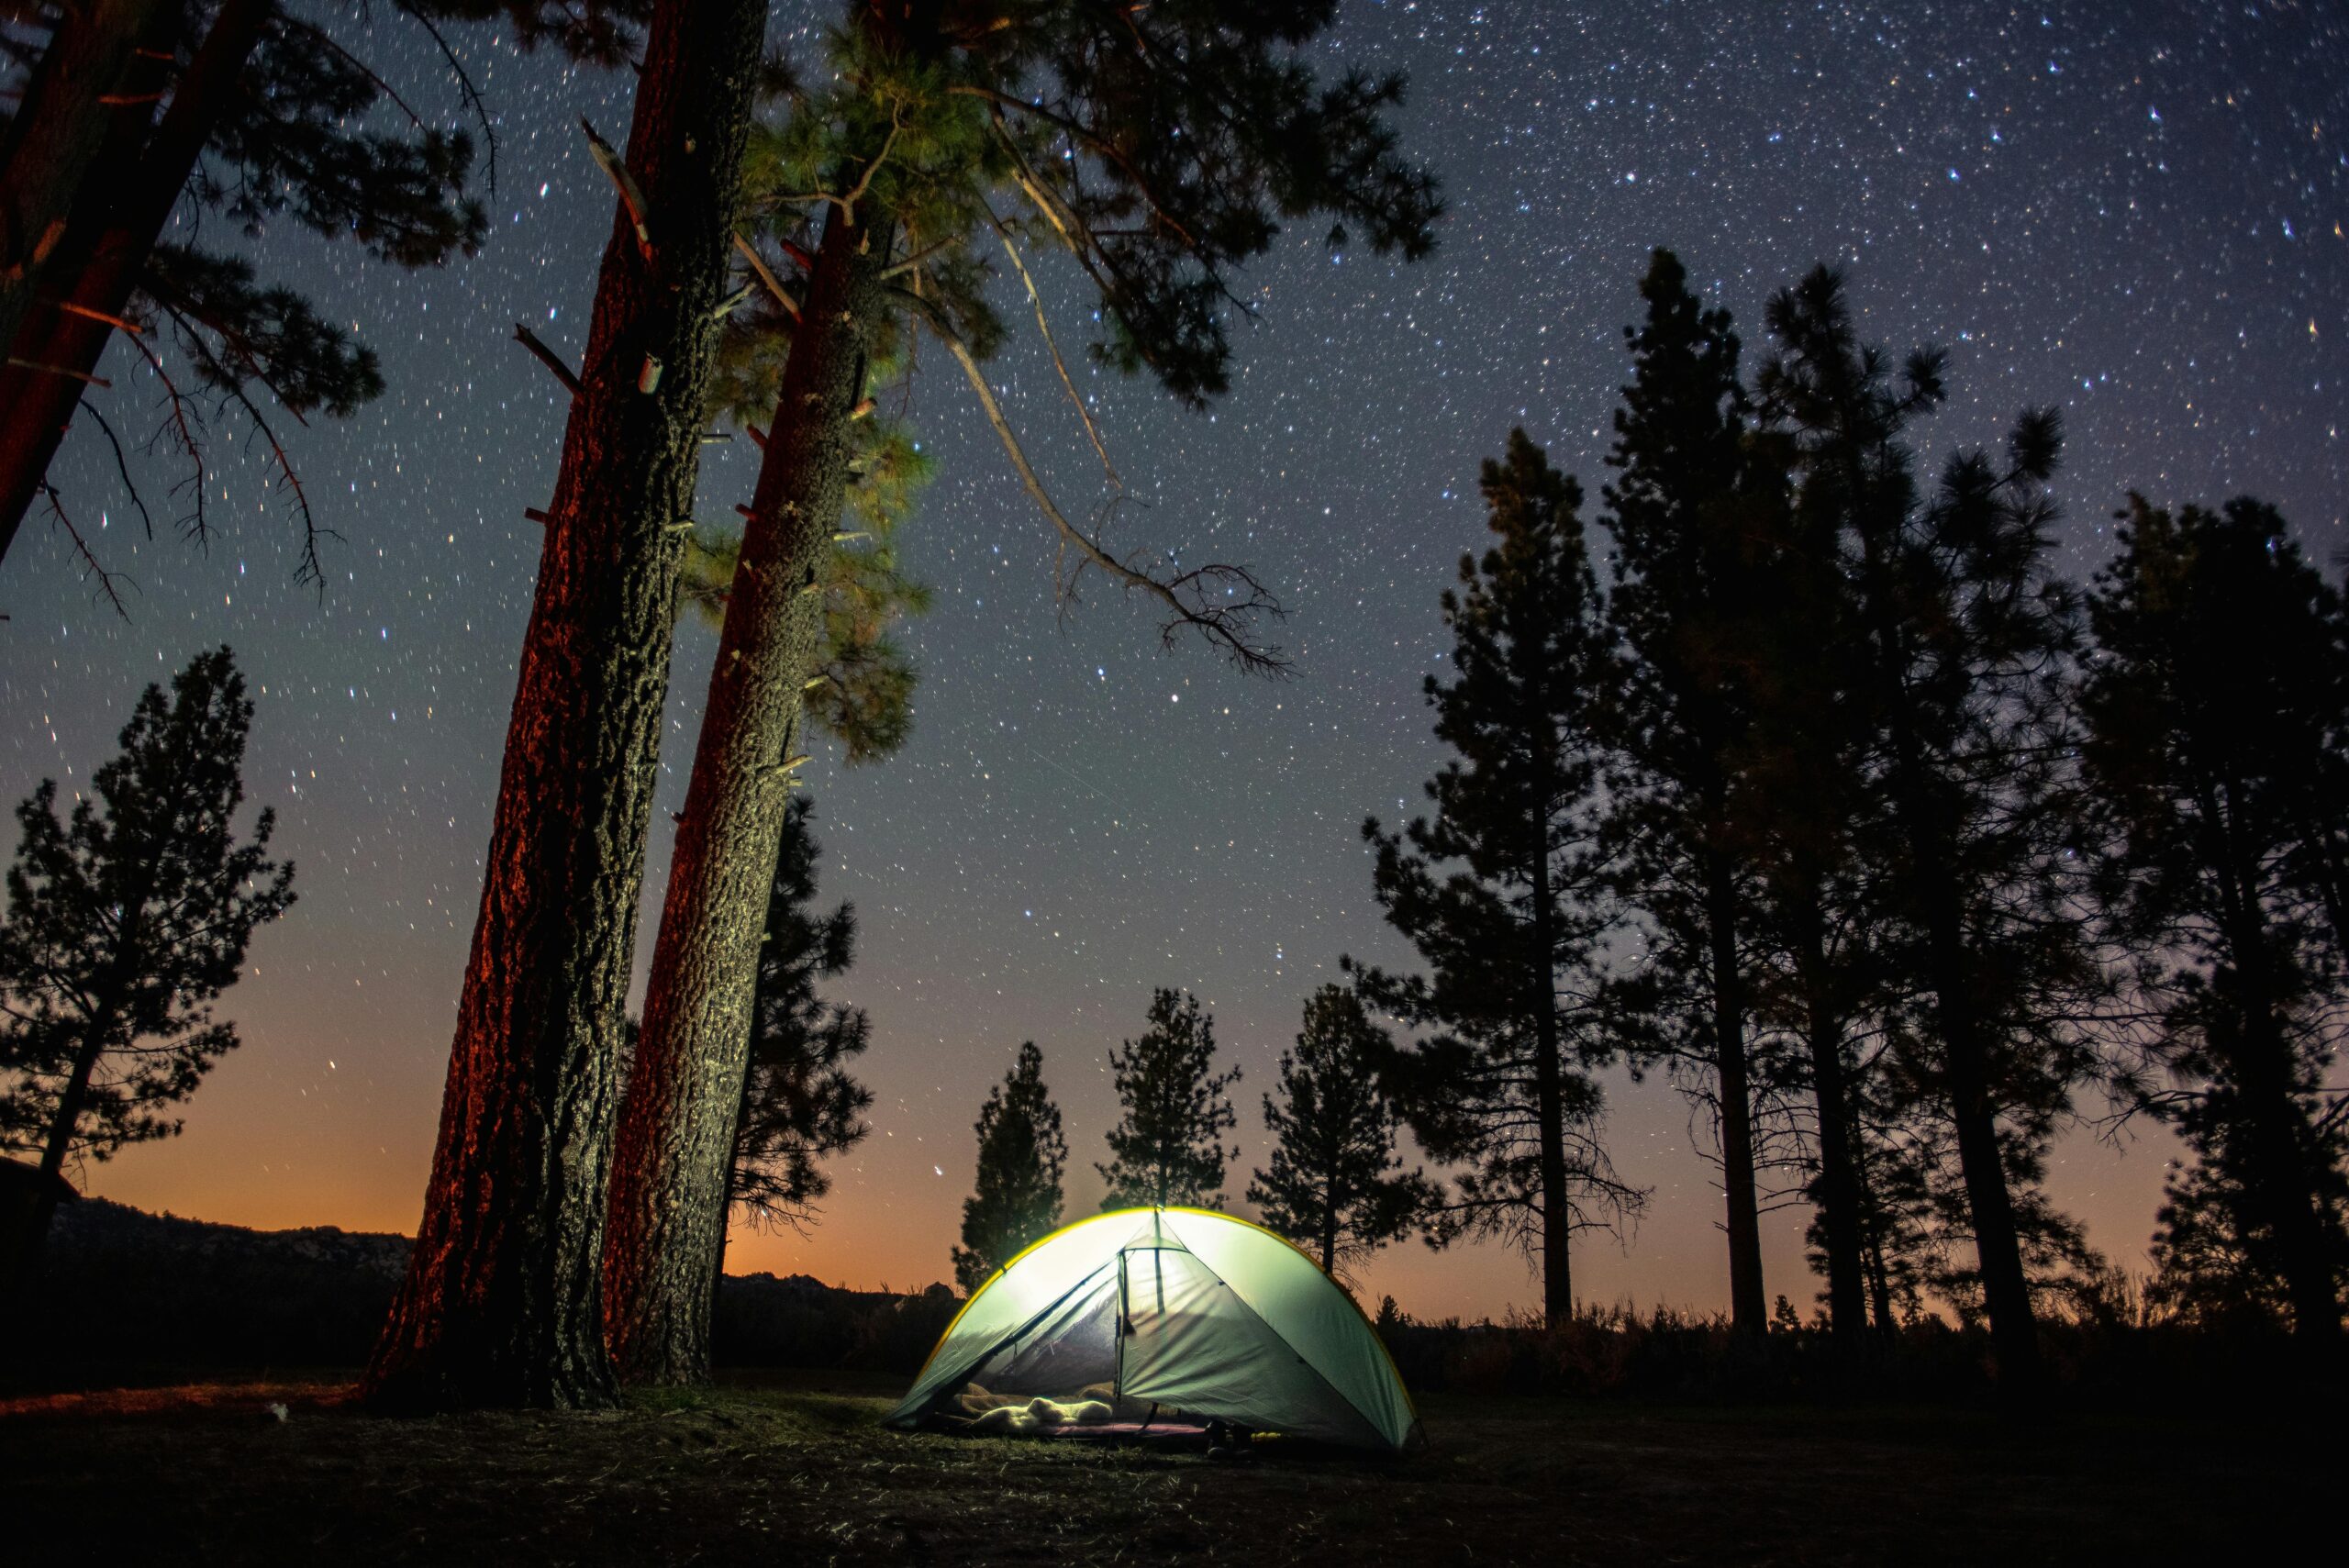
[362,0,768,1412]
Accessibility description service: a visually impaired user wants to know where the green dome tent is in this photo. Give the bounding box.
[885,1207,1422,1452]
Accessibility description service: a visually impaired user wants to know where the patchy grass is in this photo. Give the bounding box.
[0,1369,2313,1565]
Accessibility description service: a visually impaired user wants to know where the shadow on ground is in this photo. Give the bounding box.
[0,1368,2312,1565]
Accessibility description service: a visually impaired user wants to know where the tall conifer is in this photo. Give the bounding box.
[0,3,623,575]
[1355,430,1641,1325]
[1597,250,1776,1339]
[1247,984,1433,1277]
[0,649,294,1285]
[2081,496,2349,1339]
[1757,268,2089,1384]
[953,1042,1066,1291]
[721,798,873,1254]
[1097,989,1240,1211]
[366,0,768,1412]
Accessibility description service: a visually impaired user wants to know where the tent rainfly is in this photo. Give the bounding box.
[885,1207,1422,1452]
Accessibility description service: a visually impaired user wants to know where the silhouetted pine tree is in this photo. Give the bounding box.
[1757,267,2092,1385]
[0,648,294,1288]
[720,799,873,1263]
[610,0,1441,1386]
[953,1042,1066,1292]
[1843,1012,2112,1329]
[2080,495,2349,1339]
[1097,989,1240,1211]
[1596,249,1779,1339]
[2148,1155,2311,1330]
[1246,984,1434,1278]
[1735,425,1889,1344]
[1354,430,1642,1326]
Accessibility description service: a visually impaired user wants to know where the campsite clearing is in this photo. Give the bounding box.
[0,1369,2310,1565]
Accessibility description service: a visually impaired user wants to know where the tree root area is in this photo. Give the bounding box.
[0,1369,2310,1565]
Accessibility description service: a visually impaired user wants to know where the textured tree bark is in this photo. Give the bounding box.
[603,199,894,1385]
[603,0,954,1388]
[0,0,271,556]
[0,0,176,442]
[360,0,767,1413]
[1704,832,1767,1338]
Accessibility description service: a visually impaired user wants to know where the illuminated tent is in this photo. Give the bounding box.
[885,1207,1422,1452]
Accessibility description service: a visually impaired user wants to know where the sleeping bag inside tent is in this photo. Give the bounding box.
[885,1207,1422,1452]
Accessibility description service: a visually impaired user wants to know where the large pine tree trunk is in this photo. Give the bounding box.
[1921,884,2043,1385]
[2219,903,2345,1340]
[6,1003,116,1288]
[0,0,177,463]
[603,198,894,1385]
[2236,1020,2346,1340]
[1529,843,1573,1327]
[1852,507,2042,1382]
[1789,884,1868,1342]
[361,0,768,1412]
[1703,834,1766,1338]
[0,0,272,554]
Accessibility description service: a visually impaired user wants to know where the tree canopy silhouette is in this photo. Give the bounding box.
[0,647,293,1285]
[1353,429,1642,1326]
[1247,984,1433,1278]
[1098,988,1240,1212]
[953,1041,1067,1292]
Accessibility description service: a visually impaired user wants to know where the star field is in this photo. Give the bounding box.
[3,1,2344,1316]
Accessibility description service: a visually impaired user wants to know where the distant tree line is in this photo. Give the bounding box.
[1327,250,2347,1380]
[950,981,1430,1289]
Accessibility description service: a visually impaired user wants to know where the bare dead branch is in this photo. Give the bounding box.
[957,84,1200,250]
[284,16,427,134]
[900,287,1285,674]
[989,206,1119,486]
[986,104,1084,255]
[78,397,154,540]
[878,233,956,279]
[733,232,799,319]
[406,6,500,194]
[163,299,330,586]
[833,104,903,225]
[50,299,141,334]
[709,280,756,320]
[512,322,583,396]
[581,117,652,262]
[39,482,131,618]
[217,369,327,585]
[7,356,108,387]
[125,328,207,548]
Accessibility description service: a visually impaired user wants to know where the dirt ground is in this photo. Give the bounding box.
[0,1369,2311,1566]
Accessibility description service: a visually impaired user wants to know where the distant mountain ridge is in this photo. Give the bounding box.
[50,1195,414,1275]
[14,1198,956,1386]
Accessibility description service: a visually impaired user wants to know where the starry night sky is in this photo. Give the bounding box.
[4,1,2345,1318]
